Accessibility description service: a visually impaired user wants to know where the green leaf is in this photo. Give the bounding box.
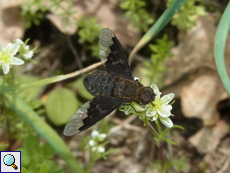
[69,77,93,100]
[41,143,55,158]
[46,160,64,173]
[129,0,185,61]
[214,1,230,95]
[45,88,80,126]
[16,75,42,102]
[0,143,9,150]
[149,44,158,53]
[22,167,28,173]
[24,135,40,153]
[16,148,31,166]
[39,163,48,173]
[2,92,83,172]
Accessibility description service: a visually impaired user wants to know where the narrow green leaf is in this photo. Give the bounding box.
[129,0,186,62]
[3,93,83,173]
[214,1,230,95]
[0,62,102,93]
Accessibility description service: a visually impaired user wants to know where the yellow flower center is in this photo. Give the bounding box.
[0,51,12,63]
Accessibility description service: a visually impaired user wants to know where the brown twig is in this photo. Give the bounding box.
[109,114,141,134]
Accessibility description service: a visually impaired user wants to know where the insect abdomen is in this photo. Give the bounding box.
[83,71,117,96]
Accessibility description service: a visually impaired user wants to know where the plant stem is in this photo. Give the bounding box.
[147,121,160,137]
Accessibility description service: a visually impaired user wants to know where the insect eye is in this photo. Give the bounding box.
[134,77,139,81]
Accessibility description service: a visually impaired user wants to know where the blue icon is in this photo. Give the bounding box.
[3,154,18,170]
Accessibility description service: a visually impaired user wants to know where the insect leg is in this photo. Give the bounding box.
[124,103,141,113]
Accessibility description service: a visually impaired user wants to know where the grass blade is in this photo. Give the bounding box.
[129,0,186,63]
[214,1,230,95]
[3,93,83,173]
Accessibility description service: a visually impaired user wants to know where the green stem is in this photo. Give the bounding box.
[128,0,186,63]
[0,61,102,93]
[156,119,162,134]
[147,121,160,138]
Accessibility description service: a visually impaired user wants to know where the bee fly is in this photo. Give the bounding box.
[64,28,155,136]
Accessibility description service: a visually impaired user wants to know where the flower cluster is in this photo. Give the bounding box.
[16,39,34,60]
[146,84,174,128]
[88,130,107,153]
[121,84,174,128]
[0,39,34,74]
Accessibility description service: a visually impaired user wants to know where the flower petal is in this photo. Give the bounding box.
[23,51,33,59]
[98,134,106,141]
[150,84,161,96]
[8,43,20,56]
[16,39,24,44]
[151,114,158,121]
[159,117,173,128]
[2,63,10,74]
[160,93,174,105]
[97,147,105,153]
[91,130,99,138]
[5,43,12,50]
[89,140,95,146]
[157,105,172,117]
[124,105,132,115]
[0,44,3,51]
[11,57,24,65]
[146,108,156,117]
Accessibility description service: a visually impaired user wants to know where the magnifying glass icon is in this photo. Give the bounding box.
[3,154,18,170]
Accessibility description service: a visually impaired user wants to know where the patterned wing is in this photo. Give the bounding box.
[63,96,125,136]
[99,28,133,80]
[63,102,90,136]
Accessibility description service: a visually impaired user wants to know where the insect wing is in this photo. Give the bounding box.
[63,102,90,136]
[63,96,125,136]
[99,28,114,62]
[99,28,133,80]
[79,96,125,132]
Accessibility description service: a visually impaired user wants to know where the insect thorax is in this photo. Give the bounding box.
[83,71,118,96]
[83,71,143,102]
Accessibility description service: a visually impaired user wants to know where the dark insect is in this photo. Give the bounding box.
[64,28,156,136]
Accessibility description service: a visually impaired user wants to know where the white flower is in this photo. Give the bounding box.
[92,146,105,153]
[91,130,99,138]
[91,130,106,141]
[97,147,105,153]
[89,130,107,154]
[89,140,95,146]
[0,43,24,74]
[16,39,24,44]
[146,84,174,128]
[16,39,34,59]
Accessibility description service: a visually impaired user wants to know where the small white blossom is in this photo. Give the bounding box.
[146,84,174,128]
[92,146,105,153]
[89,130,107,154]
[16,39,24,44]
[91,130,99,138]
[89,140,95,146]
[16,39,34,59]
[91,130,106,141]
[97,147,105,153]
[0,43,24,74]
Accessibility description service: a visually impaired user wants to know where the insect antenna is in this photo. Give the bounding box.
[150,102,155,107]
[124,103,141,113]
